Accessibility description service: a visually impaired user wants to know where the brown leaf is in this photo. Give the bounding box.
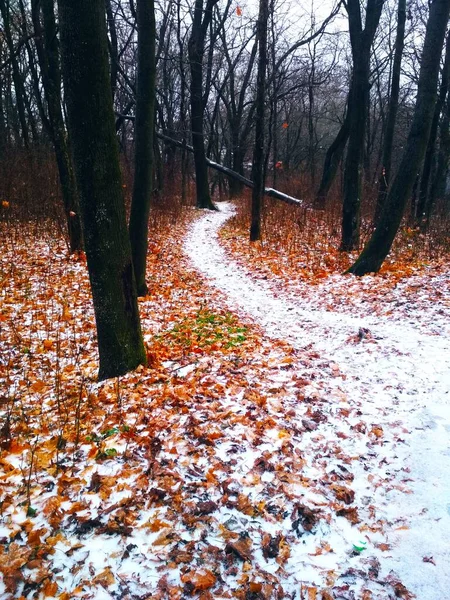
[181,569,216,593]
[370,425,384,438]
[42,580,58,596]
[261,533,281,559]
[93,567,115,588]
[376,543,391,552]
[292,503,321,532]
[336,506,360,524]
[193,500,218,515]
[331,485,355,504]
[225,534,253,562]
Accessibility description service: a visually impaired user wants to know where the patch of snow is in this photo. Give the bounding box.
[184,202,450,599]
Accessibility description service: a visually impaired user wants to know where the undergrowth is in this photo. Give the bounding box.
[221,180,450,283]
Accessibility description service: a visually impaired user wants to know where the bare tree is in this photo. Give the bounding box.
[348,0,450,275]
[30,0,83,252]
[341,0,384,251]
[374,0,406,223]
[250,0,269,241]
[188,0,219,209]
[129,0,157,296]
[57,0,146,379]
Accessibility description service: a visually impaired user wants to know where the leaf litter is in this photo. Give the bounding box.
[0,204,448,599]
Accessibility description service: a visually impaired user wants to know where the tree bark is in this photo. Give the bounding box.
[31,0,83,252]
[57,0,146,380]
[105,0,119,100]
[374,0,406,223]
[341,0,384,251]
[188,0,219,210]
[428,36,450,224]
[250,0,269,241]
[128,0,156,297]
[347,0,450,275]
[416,30,450,227]
[315,94,351,208]
[0,0,30,147]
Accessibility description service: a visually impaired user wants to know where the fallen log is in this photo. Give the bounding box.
[115,113,303,207]
[156,132,303,207]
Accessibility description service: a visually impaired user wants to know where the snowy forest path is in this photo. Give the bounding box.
[184,202,450,599]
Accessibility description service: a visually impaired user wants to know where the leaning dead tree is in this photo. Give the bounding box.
[156,131,303,206]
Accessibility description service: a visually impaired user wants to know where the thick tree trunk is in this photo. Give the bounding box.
[188,0,218,210]
[374,0,406,223]
[31,0,83,253]
[341,0,384,251]
[57,0,146,380]
[250,0,269,241]
[416,31,450,227]
[347,0,450,275]
[428,47,450,224]
[129,0,156,297]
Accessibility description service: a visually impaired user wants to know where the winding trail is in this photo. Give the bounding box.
[184,203,450,599]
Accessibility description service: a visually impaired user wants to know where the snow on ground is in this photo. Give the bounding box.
[184,202,450,599]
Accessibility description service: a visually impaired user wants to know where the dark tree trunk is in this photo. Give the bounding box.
[31,0,83,253]
[105,0,119,100]
[347,0,450,275]
[315,96,351,208]
[57,0,146,380]
[250,0,269,241]
[18,0,50,138]
[128,0,156,297]
[0,89,6,153]
[416,31,450,227]
[176,0,188,202]
[188,0,219,210]
[0,0,30,147]
[428,37,450,224]
[341,0,384,251]
[374,0,406,223]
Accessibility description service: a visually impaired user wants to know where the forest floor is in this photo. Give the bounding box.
[0,202,449,600]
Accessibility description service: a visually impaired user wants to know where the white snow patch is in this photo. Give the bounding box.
[184,202,450,599]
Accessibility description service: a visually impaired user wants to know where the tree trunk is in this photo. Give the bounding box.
[347,0,450,275]
[374,0,406,223]
[105,0,119,100]
[416,31,450,227]
[128,0,156,297]
[31,0,83,252]
[341,0,384,251]
[250,0,269,241]
[176,0,188,202]
[188,0,218,210]
[0,0,30,147]
[315,97,351,208]
[428,36,450,224]
[57,0,146,380]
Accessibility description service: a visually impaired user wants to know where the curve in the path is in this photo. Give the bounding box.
[184,203,450,599]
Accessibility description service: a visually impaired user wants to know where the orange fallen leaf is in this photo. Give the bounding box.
[42,580,58,597]
[181,569,216,592]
